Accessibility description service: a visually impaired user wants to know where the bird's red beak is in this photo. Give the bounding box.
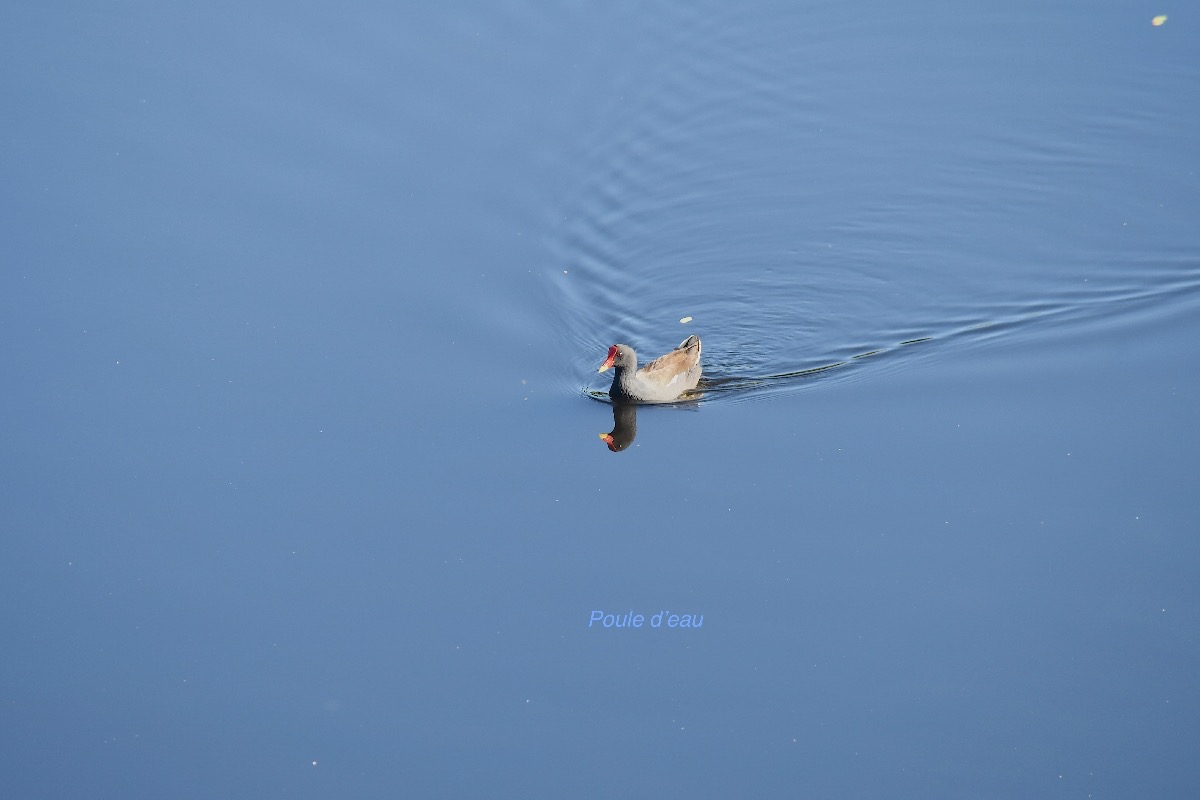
[598,346,617,373]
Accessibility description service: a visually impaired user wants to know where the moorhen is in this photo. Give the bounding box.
[598,335,702,403]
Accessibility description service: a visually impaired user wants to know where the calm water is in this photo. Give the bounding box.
[3,1,1198,797]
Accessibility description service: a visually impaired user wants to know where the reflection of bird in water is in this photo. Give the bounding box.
[598,335,701,403]
[599,402,638,452]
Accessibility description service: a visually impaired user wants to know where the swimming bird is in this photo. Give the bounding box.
[598,335,702,403]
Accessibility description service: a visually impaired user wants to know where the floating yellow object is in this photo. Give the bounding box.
[1152,15,1167,26]
[679,316,693,324]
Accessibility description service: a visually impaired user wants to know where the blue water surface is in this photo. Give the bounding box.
[2,1,1198,798]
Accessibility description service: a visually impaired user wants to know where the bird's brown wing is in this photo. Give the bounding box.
[636,336,701,389]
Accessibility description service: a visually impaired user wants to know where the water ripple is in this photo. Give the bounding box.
[543,2,1200,405]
